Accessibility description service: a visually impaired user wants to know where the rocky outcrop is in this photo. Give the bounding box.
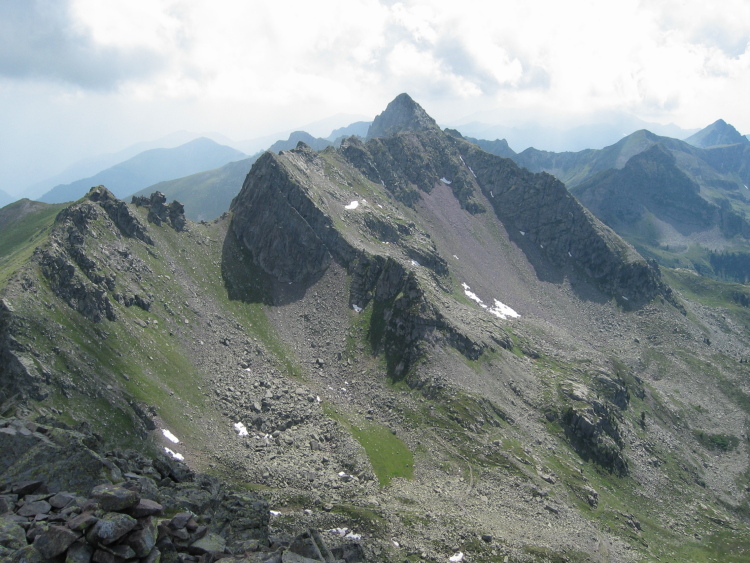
[0,417,365,562]
[366,93,441,139]
[89,185,154,244]
[0,299,51,404]
[230,147,355,285]
[38,187,155,322]
[459,140,670,307]
[561,401,628,476]
[132,191,187,231]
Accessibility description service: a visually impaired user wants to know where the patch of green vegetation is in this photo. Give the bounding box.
[693,430,740,452]
[330,504,384,534]
[0,201,65,287]
[323,404,413,487]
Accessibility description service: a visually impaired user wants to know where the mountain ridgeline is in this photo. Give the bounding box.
[3,95,750,562]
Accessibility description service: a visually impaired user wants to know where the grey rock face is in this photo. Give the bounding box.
[230,149,349,285]
[459,142,670,307]
[367,93,441,139]
[38,186,157,323]
[132,191,187,231]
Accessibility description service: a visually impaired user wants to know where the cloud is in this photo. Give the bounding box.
[0,0,165,90]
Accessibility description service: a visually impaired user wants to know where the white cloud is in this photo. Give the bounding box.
[2,0,750,194]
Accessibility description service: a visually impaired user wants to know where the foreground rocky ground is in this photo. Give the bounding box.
[0,416,368,562]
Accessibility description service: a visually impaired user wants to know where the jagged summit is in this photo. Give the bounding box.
[366,93,441,139]
[685,118,749,148]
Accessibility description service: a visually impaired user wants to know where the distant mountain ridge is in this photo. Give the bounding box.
[684,119,750,148]
[39,137,247,204]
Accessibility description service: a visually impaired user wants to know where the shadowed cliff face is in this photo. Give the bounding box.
[230,97,671,311]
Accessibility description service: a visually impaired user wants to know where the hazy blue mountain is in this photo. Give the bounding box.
[267,131,331,153]
[39,138,246,204]
[0,189,12,208]
[18,131,230,201]
[326,121,371,142]
[684,119,750,148]
[453,113,697,153]
[133,156,258,222]
[133,131,335,221]
[462,136,516,159]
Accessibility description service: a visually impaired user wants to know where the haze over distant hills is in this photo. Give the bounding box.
[684,118,750,149]
[464,118,750,280]
[452,111,700,152]
[39,137,246,204]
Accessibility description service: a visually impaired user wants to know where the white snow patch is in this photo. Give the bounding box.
[745,184,748,189]
[411,259,420,267]
[463,283,519,319]
[519,230,525,236]
[352,303,363,313]
[270,510,282,517]
[490,190,494,197]
[621,295,629,301]
[164,447,184,461]
[453,254,459,260]
[440,177,452,185]
[381,180,385,187]
[377,203,383,208]
[462,283,483,305]
[459,155,465,164]
[568,251,572,257]
[469,167,476,178]
[244,367,252,372]
[326,527,359,539]
[234,422,249,436]
[162,429,179,444]
[345,200,359,210]
[488,299,520,319]
[393,540,400,548]
[449,552,464,562]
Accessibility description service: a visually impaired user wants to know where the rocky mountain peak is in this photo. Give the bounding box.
[367,93,441,139]
[685,118,749,148]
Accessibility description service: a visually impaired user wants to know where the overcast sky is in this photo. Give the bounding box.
[2,0,749,195]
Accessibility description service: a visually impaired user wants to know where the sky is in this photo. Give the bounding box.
[2,0,750,196]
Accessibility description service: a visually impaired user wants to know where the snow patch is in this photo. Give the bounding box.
[411,259,420,267]
[440,177,452,185]
[461,283,483,305]
[488,299,520,319]
[352,303,363,313]
[270,510,282,517]
[345,200,359,210]
[449,552,464,562]
[162,429,179,444]
[453,254,459,260]
[234,422,249,436]
[164,447,184,461]
[519,230,525,236]
[469,167,476,178]
[462,283,519,320]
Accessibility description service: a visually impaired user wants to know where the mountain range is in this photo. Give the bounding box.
[38,137,247,204]
[2,94,750,561]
